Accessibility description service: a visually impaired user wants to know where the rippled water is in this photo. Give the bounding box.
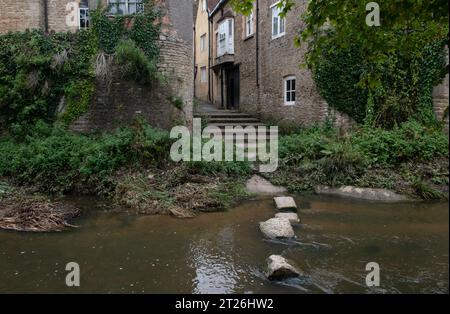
[0,196,448,293]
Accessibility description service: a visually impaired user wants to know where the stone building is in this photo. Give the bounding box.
[206,0,350,127]
[201,0,449,129]
[193,0,210,102]
[0,0,195,131]
[0,0,97,33]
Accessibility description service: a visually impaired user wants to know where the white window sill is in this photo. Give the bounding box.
[272,32,286,40]
[284,102,296,106]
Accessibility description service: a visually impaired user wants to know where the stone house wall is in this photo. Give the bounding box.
[208,0,352,128]
[0,0,43,33]
[194,0,209,102]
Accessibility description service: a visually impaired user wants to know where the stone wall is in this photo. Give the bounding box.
[257,0,350,128]
[0,0,43,33]
[71,0,194,133]
[433,70,449,134]
[233,1,258,114]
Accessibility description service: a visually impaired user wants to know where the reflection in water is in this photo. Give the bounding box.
[0,196,448,294]
[189,227,238,294]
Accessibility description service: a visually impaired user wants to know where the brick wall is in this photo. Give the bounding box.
[47,0,79,33]
[0,0,43,33]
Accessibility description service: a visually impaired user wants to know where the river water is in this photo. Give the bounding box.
[0,196,448,294]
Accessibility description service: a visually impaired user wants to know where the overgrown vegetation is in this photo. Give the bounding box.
[0,119,251,216]
[313,33,448,127]
[266,121,449,198]
[0,0,161,136]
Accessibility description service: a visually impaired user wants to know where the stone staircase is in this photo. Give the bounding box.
[194,103,278,157]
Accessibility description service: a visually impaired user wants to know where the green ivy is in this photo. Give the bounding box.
[0,0,162,136]
[312,32,448,128]
[60,79,95,124]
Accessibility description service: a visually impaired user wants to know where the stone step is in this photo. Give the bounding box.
[208,117,261,124]
[195,114,256,120]
[208,123,268,128]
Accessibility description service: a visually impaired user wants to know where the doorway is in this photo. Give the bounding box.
[226,65,240,110]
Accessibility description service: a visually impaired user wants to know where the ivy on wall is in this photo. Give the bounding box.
[0,0,162,136]
[313,32,448,128]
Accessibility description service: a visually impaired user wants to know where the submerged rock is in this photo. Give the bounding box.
[315,186,413,202]
[259,218,295,239]
[275,212,300,224]
[273,196,297,212]
[266,255,300,280]
[245,175,287,195]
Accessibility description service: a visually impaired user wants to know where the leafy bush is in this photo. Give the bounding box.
[352,121,449,165]
[0,120,172,194]
[115,40,158,84]
[188,160,252,177]
[275,121,449,193]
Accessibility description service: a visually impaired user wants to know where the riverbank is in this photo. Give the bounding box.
[0,120,448,232]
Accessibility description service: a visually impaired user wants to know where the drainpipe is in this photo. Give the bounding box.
[256,0,259,87]
[193,24,196,99]
[43,0,49,33]
[208,15,212,103]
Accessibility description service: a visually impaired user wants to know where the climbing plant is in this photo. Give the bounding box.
[0,0,162,136]
[313,33,448,127]
[0,30,97,136]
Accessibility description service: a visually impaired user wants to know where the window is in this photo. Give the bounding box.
[202,0,207,12]
[200,67,207,83]
[217,18,234,57]
[271,2,285,39]
[245,10,254,37]
[200,34,206,52]
[108,0,143,15]
[79,7,90,29]
[284,76,296,105]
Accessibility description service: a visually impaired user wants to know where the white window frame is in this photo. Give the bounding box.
[79,7,89,30]
[217,18,234,57]
[200,34,206,52]
[245,10,254,37]
[200,66,207,83]
[271,1,286,39]
[108,0,144,15]
[284,76,296,106]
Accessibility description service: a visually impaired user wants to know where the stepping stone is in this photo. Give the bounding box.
[266,255,301,280]
[314,186,413,202]
[274,196,297,212]
[246,175,287,195]
[275,212,300,224]
[259,218,295,239]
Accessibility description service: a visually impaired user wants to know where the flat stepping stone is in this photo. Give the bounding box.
[259,218,295,239]
[274,196,297,212]
[266,255,301,280]
[246,175,287,195]
[314,186,413,202]
[275,212,300,224]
